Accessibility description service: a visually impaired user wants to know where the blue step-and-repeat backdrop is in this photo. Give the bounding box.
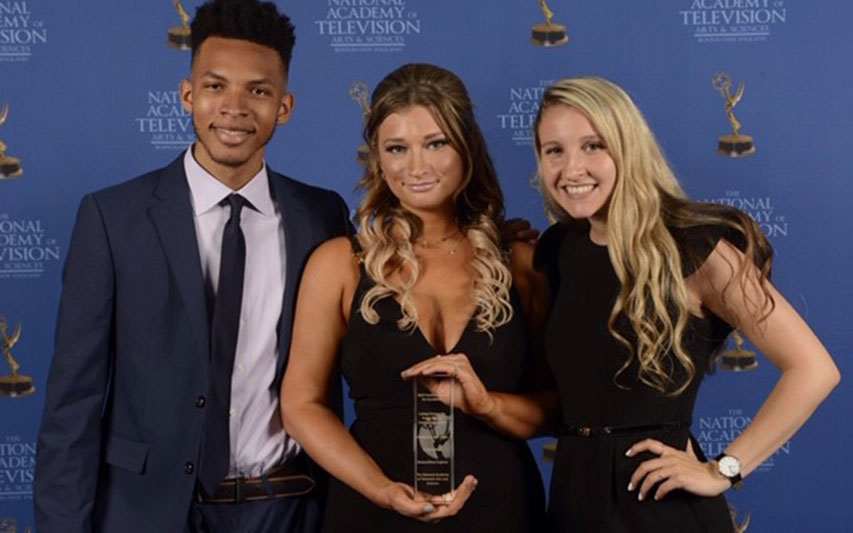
[1,1,851,530]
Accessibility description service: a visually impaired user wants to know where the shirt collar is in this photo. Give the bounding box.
[183,146,275,216]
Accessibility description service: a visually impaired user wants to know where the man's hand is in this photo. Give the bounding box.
[501,218,539,245]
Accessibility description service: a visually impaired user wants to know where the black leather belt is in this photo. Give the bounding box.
[560,419,691,437]
[196,453,316,504]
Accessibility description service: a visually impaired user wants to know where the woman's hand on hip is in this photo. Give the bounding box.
[626,438,731,501]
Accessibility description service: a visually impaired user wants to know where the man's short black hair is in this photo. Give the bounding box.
[190,0,296,77]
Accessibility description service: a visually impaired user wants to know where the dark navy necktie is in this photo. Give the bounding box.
[199,194,247,494]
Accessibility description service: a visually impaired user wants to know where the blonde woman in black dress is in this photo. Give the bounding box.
[405,77,839,532]
[281,64,549,532]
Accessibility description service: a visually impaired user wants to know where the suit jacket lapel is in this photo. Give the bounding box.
[270,171,310,388]
[148,156,210,362]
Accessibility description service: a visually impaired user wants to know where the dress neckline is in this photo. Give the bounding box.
[399,301,476,355]
[585,230,609,249]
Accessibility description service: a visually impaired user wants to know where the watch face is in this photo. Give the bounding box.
[719,455,741,477]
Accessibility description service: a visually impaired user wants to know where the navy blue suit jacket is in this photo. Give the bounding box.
[34,156,351,532]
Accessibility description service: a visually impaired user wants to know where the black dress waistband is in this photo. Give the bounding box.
[559,419,692,437]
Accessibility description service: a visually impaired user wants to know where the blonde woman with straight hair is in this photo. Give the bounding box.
[407,76,839,532]
[281,63,549,532]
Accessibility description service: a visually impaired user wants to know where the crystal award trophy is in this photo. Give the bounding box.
[413,376,454,499]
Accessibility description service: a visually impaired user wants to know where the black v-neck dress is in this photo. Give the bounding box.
[321,247,545,532]
[535,223,738,533]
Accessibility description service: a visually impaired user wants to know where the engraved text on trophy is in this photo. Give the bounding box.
[413,376,454,498]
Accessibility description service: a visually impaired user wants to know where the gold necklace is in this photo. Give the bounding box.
[415,230,464,256]
[416,229,461,249]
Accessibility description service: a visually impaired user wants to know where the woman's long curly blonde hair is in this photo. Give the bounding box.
[533,77,774,394]
[356,63,513,337]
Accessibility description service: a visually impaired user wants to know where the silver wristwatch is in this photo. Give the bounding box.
[714,453,743,490]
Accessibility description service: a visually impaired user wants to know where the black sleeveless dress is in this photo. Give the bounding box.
[534,223,738,533]
[321,242,545,532]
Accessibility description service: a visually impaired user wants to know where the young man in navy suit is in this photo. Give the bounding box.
[35,1,350,531]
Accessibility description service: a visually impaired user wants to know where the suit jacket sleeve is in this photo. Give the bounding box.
[335,191,355,236]
[35,194,116,533]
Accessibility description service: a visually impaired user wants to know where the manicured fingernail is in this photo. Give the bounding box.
[654,493,660,501]
[638,492,644,502]
[625,448,633,457]
[627,482,634,492]
[423,504,435,513]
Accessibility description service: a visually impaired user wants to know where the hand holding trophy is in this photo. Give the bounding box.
[532,0,569,47]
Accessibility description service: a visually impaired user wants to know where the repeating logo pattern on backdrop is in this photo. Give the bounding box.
[349,81,370,165]
[696,409,790,472]
[167,0,192,51]
[530,0,569,47]
[0,435,35,502]
[136,89,195,151]
[0,516,32,533]
[497,80,553,147]
[0,214,60,280]
[679,0,787,43]
[0,316,34,398]
[702,190,788,239]
[712,72,756,157]
[0,1,46,62]
[0,102,22,179]
[315,0,421,53]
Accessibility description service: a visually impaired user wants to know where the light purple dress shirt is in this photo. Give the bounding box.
[183,147,300,478]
